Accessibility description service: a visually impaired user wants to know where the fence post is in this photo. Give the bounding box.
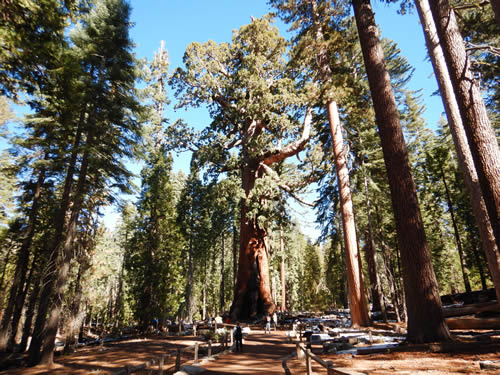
[159,355,164,375]
[194,342,199,363]
[326,361,335,375]
[306,348,313,375]
[126,365,132,375]
[296,343,304,360]
[230,329,233,346]
[175,347,181,371]
[208,339,212,357]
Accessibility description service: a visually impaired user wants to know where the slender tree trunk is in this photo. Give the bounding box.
[327,101,371,327]
[415,0,500,303]
[381,240,401,323]
[7,250,39,351]
[220,235,225,312]
[113,257,125,329]
[361,158,385,318]
[230,163,275,320]
[441,168,471,292]
[0,167,45,351]
[19,273,40,353]
[0,243,15,309]
[353,0,450,342]
[185,205,195,322]
[429,0,500,253]
[202,273,206,321]
[279,223,286,312]
[64,260,85,351]
[471,241,488,290]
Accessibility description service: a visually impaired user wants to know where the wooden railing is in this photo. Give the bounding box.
[112,334,231,375]
[283,342,364,375]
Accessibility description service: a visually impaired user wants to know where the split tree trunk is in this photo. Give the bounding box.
[353,0,450,343]
[230,164,275,320]
[415,0,500,304]
[429,0,500,253]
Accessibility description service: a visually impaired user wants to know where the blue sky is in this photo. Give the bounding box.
[3,1,445,236]
[128,0,444,173]
[121,0,445,238]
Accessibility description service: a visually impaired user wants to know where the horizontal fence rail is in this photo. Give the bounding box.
[112,325,234,375]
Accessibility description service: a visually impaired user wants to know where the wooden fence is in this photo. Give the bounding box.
[283,342,364,375]
[112,333,231,375]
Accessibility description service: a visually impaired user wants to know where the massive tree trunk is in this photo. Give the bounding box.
[353,0,450,343]
[230,164,275,320]
[229,107,311,320]
[415,0,500,304]
[429,0,500,253]
[327,101,371,327]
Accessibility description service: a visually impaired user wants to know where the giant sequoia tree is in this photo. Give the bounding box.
[170,17,313,319]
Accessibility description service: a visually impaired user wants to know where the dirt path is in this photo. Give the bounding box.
[0,335,203,375]
[2,329,500,374]
[200,329,296,374]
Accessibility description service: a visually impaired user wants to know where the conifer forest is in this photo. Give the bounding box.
[0,0,499,371]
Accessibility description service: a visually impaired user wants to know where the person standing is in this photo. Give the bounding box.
[265,314,271,334]
[234,322,243,352]
[272,311,278,330]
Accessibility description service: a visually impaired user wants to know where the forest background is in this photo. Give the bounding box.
[0,0,498,366]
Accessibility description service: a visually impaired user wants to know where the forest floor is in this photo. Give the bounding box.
[0,326,500,374]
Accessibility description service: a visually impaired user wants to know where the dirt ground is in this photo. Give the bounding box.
[0,328,499,374]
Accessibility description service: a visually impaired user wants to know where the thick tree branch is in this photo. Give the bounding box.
[260,163,315,207]
[261,107,313,166]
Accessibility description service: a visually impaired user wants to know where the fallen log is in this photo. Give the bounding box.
[441,288,496,305]
[446,315,500,330]
[442,301,500,318]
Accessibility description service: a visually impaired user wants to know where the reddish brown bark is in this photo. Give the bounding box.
[327,101,371,327]
[414,0,500,304]
[353,0,450,343]
[429,0,500,253]
[230,164,275,319]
